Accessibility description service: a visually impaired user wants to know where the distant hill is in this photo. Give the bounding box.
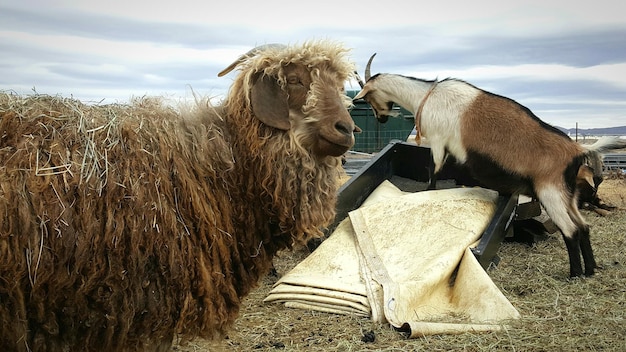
[556,125,626,137]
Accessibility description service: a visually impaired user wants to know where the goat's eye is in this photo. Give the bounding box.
[287,74,301,85]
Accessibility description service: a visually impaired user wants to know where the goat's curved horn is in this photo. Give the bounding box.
[217,44,287,77]
[364,53,376,81]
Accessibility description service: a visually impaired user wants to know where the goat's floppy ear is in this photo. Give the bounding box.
[251,73,291,130]
[577,165,595,189]
[353,86,370,100]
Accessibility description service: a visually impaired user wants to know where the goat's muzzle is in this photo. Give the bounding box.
[315,119,360,157]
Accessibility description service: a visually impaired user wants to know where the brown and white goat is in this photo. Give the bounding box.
[354,54,626,278]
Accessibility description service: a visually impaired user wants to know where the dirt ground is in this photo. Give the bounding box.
[175,177,626,352]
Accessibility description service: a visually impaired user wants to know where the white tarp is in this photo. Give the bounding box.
[264,181,520,336]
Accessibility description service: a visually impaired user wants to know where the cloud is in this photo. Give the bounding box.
[1,1,625,128]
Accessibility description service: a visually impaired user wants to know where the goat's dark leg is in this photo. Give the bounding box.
[578,224,597,276]
[538,187,589,278]
[562,233,584,277]
[426,164,437,190]
[427,150,448,190]
[569,197,597,276]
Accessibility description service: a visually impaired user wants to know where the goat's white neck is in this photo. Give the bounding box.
[375,74,436,114]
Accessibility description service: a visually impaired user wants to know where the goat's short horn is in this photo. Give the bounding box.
[218,44,287,77]
[364,53,376,81]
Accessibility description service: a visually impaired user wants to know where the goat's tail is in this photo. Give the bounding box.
[580,136,626,180]
[583,136,626,154]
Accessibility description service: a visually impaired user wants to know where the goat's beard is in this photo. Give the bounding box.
[232,121,343,248]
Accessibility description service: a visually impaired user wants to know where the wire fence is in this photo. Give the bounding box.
[603,153,626,172]
[353,129,411,153]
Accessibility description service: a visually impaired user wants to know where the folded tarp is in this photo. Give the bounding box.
[264,181,520,336]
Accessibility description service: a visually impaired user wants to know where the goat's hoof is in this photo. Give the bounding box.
[569,270,584,278]
[584,266,600,276]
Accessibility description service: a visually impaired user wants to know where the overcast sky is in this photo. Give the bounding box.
[1,0,625,129]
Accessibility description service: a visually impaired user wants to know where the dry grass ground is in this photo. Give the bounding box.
[177,177,626,352]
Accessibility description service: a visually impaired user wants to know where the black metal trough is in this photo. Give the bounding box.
[331,140,536,269]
